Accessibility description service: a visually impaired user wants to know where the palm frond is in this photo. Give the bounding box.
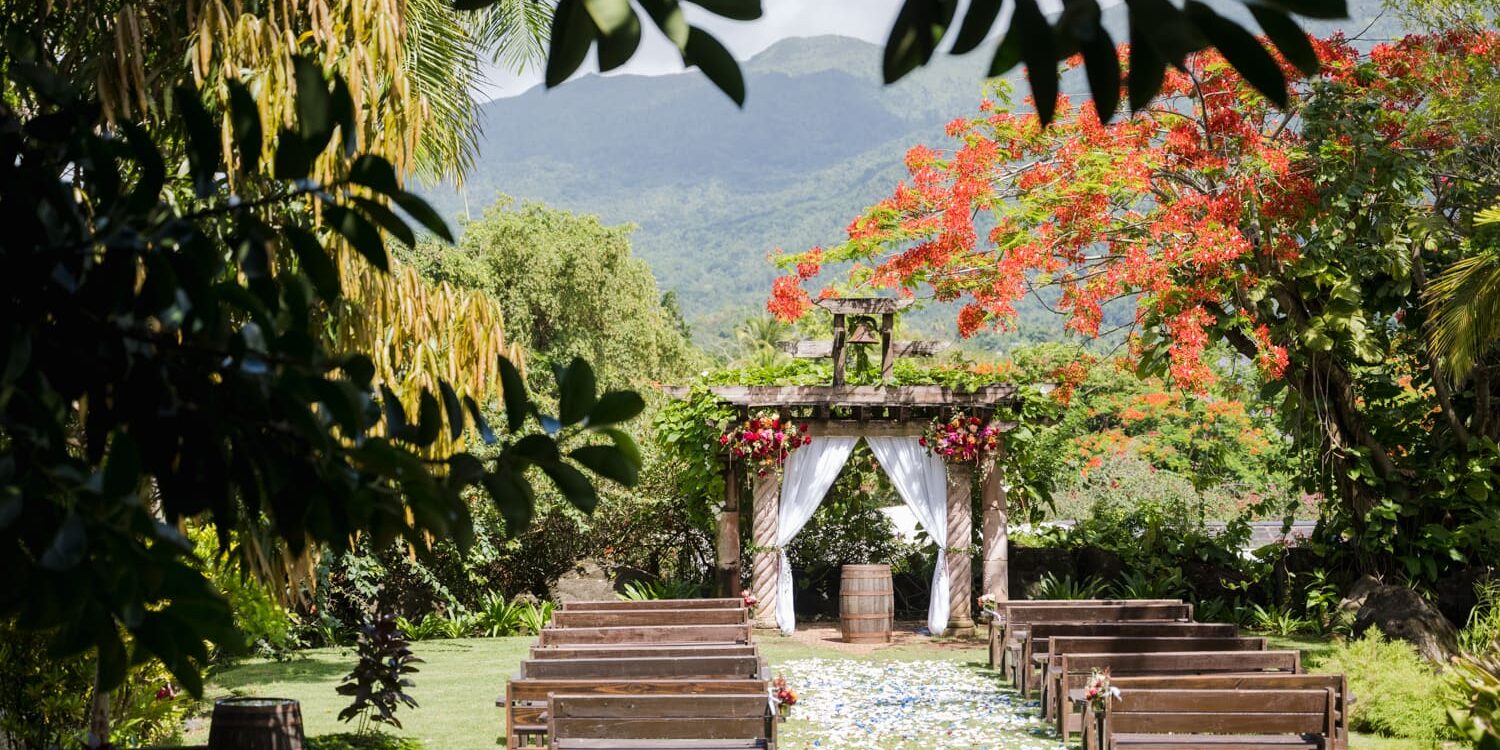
[404,0,553,182]
[1424,246,1500,382]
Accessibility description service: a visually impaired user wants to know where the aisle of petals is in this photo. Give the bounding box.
[776,658,1070,750]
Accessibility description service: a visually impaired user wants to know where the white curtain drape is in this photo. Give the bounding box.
[775,436,858,635]
[867,436,950,635]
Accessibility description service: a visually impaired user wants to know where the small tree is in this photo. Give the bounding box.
[337,614,422,733]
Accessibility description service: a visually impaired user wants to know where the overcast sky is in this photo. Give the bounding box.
[477,0,1005,100]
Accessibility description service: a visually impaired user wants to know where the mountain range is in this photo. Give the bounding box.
[422,0,1405,353]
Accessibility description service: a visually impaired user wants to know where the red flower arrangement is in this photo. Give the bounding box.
[741,589,759,613]
[919,413,1001,464]
[720,411,811,476]
[772,674,798,715]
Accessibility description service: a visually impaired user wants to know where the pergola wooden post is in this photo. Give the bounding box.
[945,463,976,637]
[749,471,780,630]
[981,457,1009,601]
[714,460,742,598]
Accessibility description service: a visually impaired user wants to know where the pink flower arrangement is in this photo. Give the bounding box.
[920,414,1001,463]
[741,589,759,611]
[772,673,798,713]
[1083,668,1119,713]
[721,411,811,475]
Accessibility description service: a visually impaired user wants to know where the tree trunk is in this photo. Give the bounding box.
[87,662,110,749]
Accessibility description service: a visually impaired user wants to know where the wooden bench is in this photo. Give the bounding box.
[1049,649,1300,737]
[500,678,766,748]
[1010,622,1239,693]
[546,693,775,749]
[560,599,744,611]
[551,608,749,628]
[989,601,1190,670]
[1069,674,1351,750]
[1036,635,1266,702]
[520,655,767,680]
[530,645,760,660]
[1080,688,1336,750]
[537,623,752,646]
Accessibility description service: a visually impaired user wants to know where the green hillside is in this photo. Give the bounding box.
[422,1,1403,352]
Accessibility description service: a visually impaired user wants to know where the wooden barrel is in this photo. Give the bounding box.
[208,697,304,750]
[840,564,893,643]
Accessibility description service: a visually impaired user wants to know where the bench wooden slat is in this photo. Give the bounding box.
[560,599,744,611]
[522,656,764,680]
[1031,637,1265,699]
[552,609,748,628]
[990,600,1191,671]
[530,645,759,660]
[555,741,765,749]
[1010,624,1239,690]
[538,624,751,646]
[1085,688,1335,750]
[502,679,768,749]
[547,693,773,750]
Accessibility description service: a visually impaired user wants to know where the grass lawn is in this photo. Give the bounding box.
[175,633,1438,749]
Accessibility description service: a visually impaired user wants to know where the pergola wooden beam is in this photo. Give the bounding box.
[777,340,951,359]
[659,384,1019,408]
[814,297,913,314]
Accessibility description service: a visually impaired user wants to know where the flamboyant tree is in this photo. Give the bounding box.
[770,30,1500,577]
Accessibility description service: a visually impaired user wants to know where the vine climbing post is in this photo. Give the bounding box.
[715,460,743,598]
[750,470,781,630]
[981,454,1009,601]
[946,463,975,637]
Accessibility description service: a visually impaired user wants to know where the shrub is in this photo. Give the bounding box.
[1449,579,1500,747]
[619,579,703,601]
[517,601,555,635]
[1035,573,1109,600]
[337,614,422,733]
[307,733,424,750]
[475,592,522,637]
[0,621,188,749]
[1314,631,1458,742]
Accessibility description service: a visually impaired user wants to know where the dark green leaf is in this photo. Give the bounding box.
[465,396,497,444]
[293,55,334,153]
[174,85,221,198]
[540,461,598,513]
[594,5,642,72]
[1074,10,1120,122]
[689,0,763,20]
[1187,0,1288,107]
[284,226,341,302]
[102,431,140,499]
[588,390,645,426]
[1256,0,1347,19]
[512,434,561,463]
[1011,0,1058,124]
[951,0,1003,55]
[638,0,690,50]
[226,80,262,173]
[1249,4,1320,77]
[39,513,86,570]
[273,128,314,180]
[380,386,409,440]
[392,191,455,243]
[439,381,465,441]
[121,124,165,216]
[482,468,535,534]
[498,355,529,432]
[570,445,639,487]
[448,453,486,485]
[343,355,376,386]
[348,155,401,195]
[330,75,357,154]
[598,427,643,466]
[684,27,746,106]
[1127,3,1169,111]
[547,0,597,88]
[557,357,597,426]
[883,0,958,84]
[351,196,417,247]
[1127,0,1200,65]
[324,204,388,271]
[415,390,442,447]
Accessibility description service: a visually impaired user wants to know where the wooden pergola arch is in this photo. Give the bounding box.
[667,298,1024,636]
